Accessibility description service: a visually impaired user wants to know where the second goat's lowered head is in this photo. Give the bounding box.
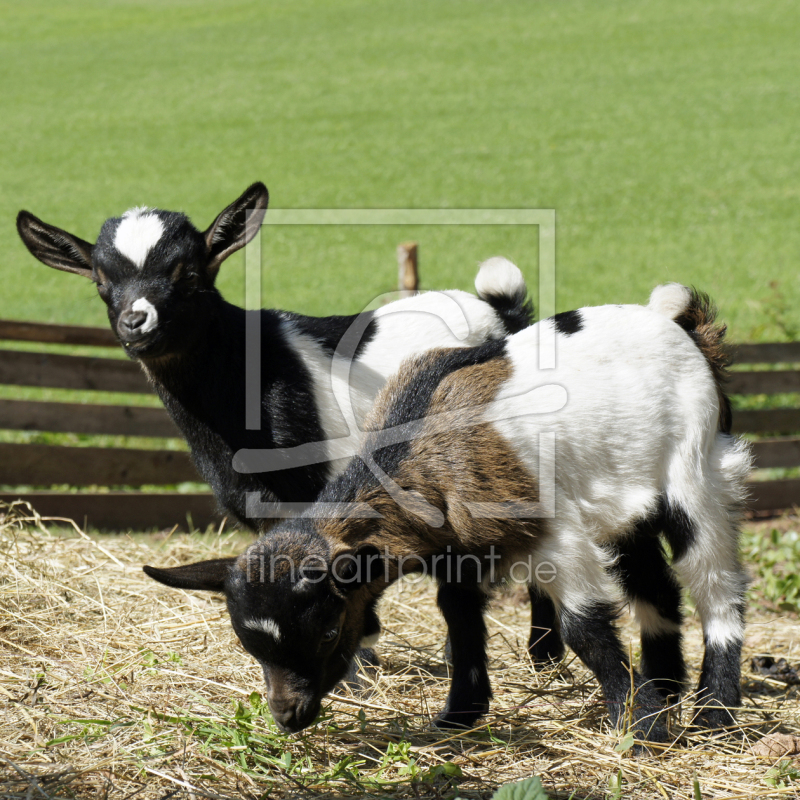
[144,525,384,733]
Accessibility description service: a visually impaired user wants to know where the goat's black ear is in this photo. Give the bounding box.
[17,211,94,279]
[203,182,269,276]
[331,544,384,591]
[143,557,237,592]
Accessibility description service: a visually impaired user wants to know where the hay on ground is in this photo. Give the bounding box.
[1,500,799,799]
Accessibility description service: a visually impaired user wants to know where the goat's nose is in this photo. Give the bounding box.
[119,310,147,338]
[269,699,301,732]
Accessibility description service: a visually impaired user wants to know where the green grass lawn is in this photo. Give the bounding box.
[1,0,798,340]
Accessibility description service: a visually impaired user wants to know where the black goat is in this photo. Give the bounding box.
[17,183,532,531]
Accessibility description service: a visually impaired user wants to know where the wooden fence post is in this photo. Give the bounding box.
[397,241,419,297]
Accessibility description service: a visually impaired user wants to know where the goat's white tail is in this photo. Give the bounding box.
[474,257,533,333]
[475,257,526,303]
[648,283,692,320]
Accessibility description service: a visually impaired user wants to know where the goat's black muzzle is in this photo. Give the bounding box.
[118,309,149,340]
[268,694,321,733]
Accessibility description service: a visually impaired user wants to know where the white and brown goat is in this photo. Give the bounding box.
[144,285,751,742]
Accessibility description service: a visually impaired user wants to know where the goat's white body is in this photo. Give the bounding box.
[282,288,510,475]
[488,303,751,648]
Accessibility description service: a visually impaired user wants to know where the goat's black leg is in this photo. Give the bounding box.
[435,583,492,728]
[358,598,381,658]
[694,628,744,729]
[343,599,381,687]
[612,533,686,700]
[527,586,565,663]
[665,495,747,730]
[559,602,668,742]
[356,599,381,671]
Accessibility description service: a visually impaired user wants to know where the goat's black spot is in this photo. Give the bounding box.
[481,290,534,334]
[660,501,696,562]
[611,533,682,626]
[719,394,733,434]
[551,309,583,335]
[633,496,696,562]
[286,311,377,361]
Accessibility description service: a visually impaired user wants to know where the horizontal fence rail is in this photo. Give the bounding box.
[751,438,800,470]
[732,408,800,435]
[0,319,205,530]
[0,442,198,487]
[0,398,177,438]
[727,370,800,396]
[0,491,218,531]
[0,349,151,393]
[0,318,797,529]
[746,480,800,514]
[729,342,800,364]
[0,319,118,347]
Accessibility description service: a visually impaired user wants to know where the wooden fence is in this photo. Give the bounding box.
[727,341,800,512]
[0,319,797,530]
[0,319,216,530]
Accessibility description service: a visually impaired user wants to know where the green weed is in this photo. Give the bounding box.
[492,775,550,800]
[765,759,800,789]
[743,526,800,612]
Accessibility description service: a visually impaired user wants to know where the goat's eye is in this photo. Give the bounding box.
[321,627,339,643]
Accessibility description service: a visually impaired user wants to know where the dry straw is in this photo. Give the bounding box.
[1,500,799,799]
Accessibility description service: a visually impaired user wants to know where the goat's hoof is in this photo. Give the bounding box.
[619,723,670,756]
[616,705,670,751]
[648,678,684,703]
[528,647,564,666]
[527,636,565,665]
[433,715,471,730]
[337,648,380,696]
[690,706,737,733]
[355,647,381,670]
[639,717,669,745]
[433,704,488,730]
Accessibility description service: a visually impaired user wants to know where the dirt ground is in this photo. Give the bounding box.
[1,502,799,799]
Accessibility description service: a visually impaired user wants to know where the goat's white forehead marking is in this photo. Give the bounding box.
[243,617,282,640]
[122,206,152,218]
[114,208,164,268]
[131,297,158,334]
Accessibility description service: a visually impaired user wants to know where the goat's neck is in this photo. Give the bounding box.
[327,483,448,575]
[137,299,244,394]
